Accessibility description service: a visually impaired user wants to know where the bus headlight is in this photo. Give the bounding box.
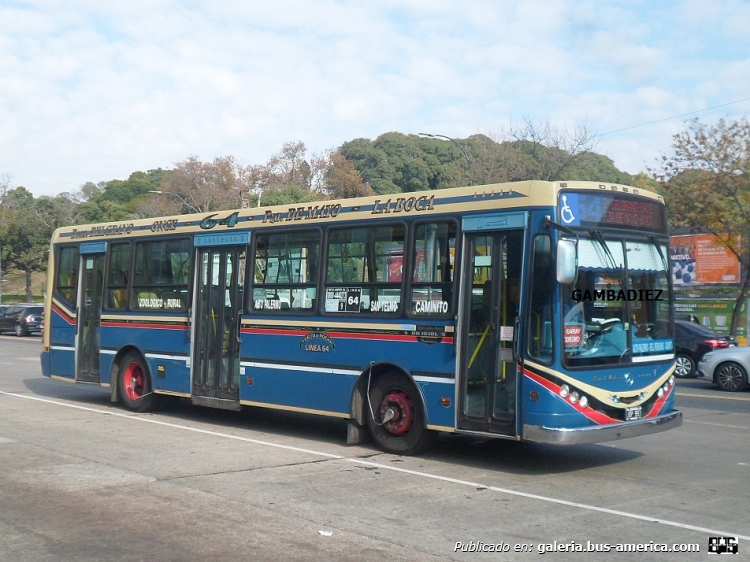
[570,391,579,404]
[669,375,675,386]
[579,395,588,409]
[657,387,664,398]
[559,384,570,398]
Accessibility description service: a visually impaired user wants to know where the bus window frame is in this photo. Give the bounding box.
[321,220,408,318]
[406,218,459,320]
[130,235,193,313]
[248,227,323,316]
[53,245,80,309]
[103,241,132,312]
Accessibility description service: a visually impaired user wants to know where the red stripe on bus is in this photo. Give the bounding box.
[644,385,670,418]
[52,304,76,325]
[101,321,187,331]
[523,368,618,425]
[241,326,453,344]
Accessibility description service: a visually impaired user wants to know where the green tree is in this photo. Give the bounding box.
[0,189,61,300]
[260,185,319,206]
[654,117,750,336]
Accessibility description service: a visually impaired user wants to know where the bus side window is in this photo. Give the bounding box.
[55,246,80,308]
[528,234,553,361]
[409,221,456,318]
[250,230,320,313]
[131,239,191,311]
[325,224,405,315]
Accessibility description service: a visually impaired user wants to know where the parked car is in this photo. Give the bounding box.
[0,304,44,336]
[674,320,737,378]
[698,347,750,392]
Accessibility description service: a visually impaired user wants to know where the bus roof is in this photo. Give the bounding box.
[50,180,664,244]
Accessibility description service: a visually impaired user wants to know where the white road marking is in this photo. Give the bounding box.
[684,420,749,430]
[1,389,748,541]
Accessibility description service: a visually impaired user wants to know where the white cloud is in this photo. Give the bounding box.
[1,0,750,195]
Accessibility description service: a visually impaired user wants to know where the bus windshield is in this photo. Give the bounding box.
[562,234,673,367]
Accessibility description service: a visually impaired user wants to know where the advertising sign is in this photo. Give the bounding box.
[673,298,747,346]
[670,234,741,285]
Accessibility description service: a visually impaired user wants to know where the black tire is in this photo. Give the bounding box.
[118,352,158,412]
[15,323,26,337]
[366,373,437,455]
[674,353,696,378]
[714,361,748,392]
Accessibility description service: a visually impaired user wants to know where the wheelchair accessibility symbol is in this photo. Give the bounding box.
[560,194,576,224]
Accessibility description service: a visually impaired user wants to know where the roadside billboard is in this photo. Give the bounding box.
[674,298,747,346]
[670,234,741,286]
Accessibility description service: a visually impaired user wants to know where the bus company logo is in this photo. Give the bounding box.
[708,536,738,554]
[263,204,342,224]
[150,218,178,232]
[71,222,134,239]
[571,289,664,302]
[371,195,435,215]
[300,331,335,353]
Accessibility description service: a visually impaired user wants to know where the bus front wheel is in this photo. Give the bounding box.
[366,373,436,455]
[118,352,157,412]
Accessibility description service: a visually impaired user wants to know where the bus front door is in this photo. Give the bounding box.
[458,230,524,436]
[76,251,105,383]
[192,247,246,410]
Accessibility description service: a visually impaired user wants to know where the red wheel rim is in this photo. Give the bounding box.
[123,362,146,401]
[378,390,415,436]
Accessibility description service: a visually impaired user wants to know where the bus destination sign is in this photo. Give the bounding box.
[558,192,665,232]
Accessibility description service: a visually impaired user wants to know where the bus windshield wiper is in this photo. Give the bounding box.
[649,235,669,272]
[589,230,628,291]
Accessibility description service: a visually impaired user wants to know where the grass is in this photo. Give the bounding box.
[0,269,47,304]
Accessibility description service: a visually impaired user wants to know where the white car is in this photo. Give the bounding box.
[698,347,750,392]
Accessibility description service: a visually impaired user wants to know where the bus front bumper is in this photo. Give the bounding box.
[523,410,682,446]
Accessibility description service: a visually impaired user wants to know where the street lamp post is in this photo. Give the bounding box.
[148,190,201,214]
[419,132,473,186]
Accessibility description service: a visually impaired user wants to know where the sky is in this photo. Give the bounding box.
[2,0,750,198]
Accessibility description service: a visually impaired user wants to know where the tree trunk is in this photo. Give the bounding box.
[25,268,33,302]
[730,264,750,339]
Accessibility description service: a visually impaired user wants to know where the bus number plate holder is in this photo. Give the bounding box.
[625,406,642,421]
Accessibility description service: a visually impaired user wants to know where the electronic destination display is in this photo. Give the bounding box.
[558,192,666,232]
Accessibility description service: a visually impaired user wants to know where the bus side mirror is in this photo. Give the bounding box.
[556,239,577,285]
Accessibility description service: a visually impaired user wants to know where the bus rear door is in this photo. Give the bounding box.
[191,234,248,410]
[76,243,106,383]
[459,213,526,436]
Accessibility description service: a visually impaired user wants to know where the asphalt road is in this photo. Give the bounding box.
[0,334,748,561]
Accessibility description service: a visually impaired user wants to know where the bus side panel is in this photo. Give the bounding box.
[46,304,77,380]
[416,380,455,428]
[243,324,455,371]
[242,323,456,420]
[145,356,191,394]
[241,368,356,414]
[100,319,191,393]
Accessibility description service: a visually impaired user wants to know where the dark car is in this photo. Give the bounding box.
[674,320,737,378]
[0,304,44,336]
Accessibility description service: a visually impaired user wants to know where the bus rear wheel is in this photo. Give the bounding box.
[118,352,157,412]
[366,373,436,455]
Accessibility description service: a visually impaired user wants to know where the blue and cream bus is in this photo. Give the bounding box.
[41,180,682,454]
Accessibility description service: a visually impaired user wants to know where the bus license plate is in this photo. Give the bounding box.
[625,406,642,421]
